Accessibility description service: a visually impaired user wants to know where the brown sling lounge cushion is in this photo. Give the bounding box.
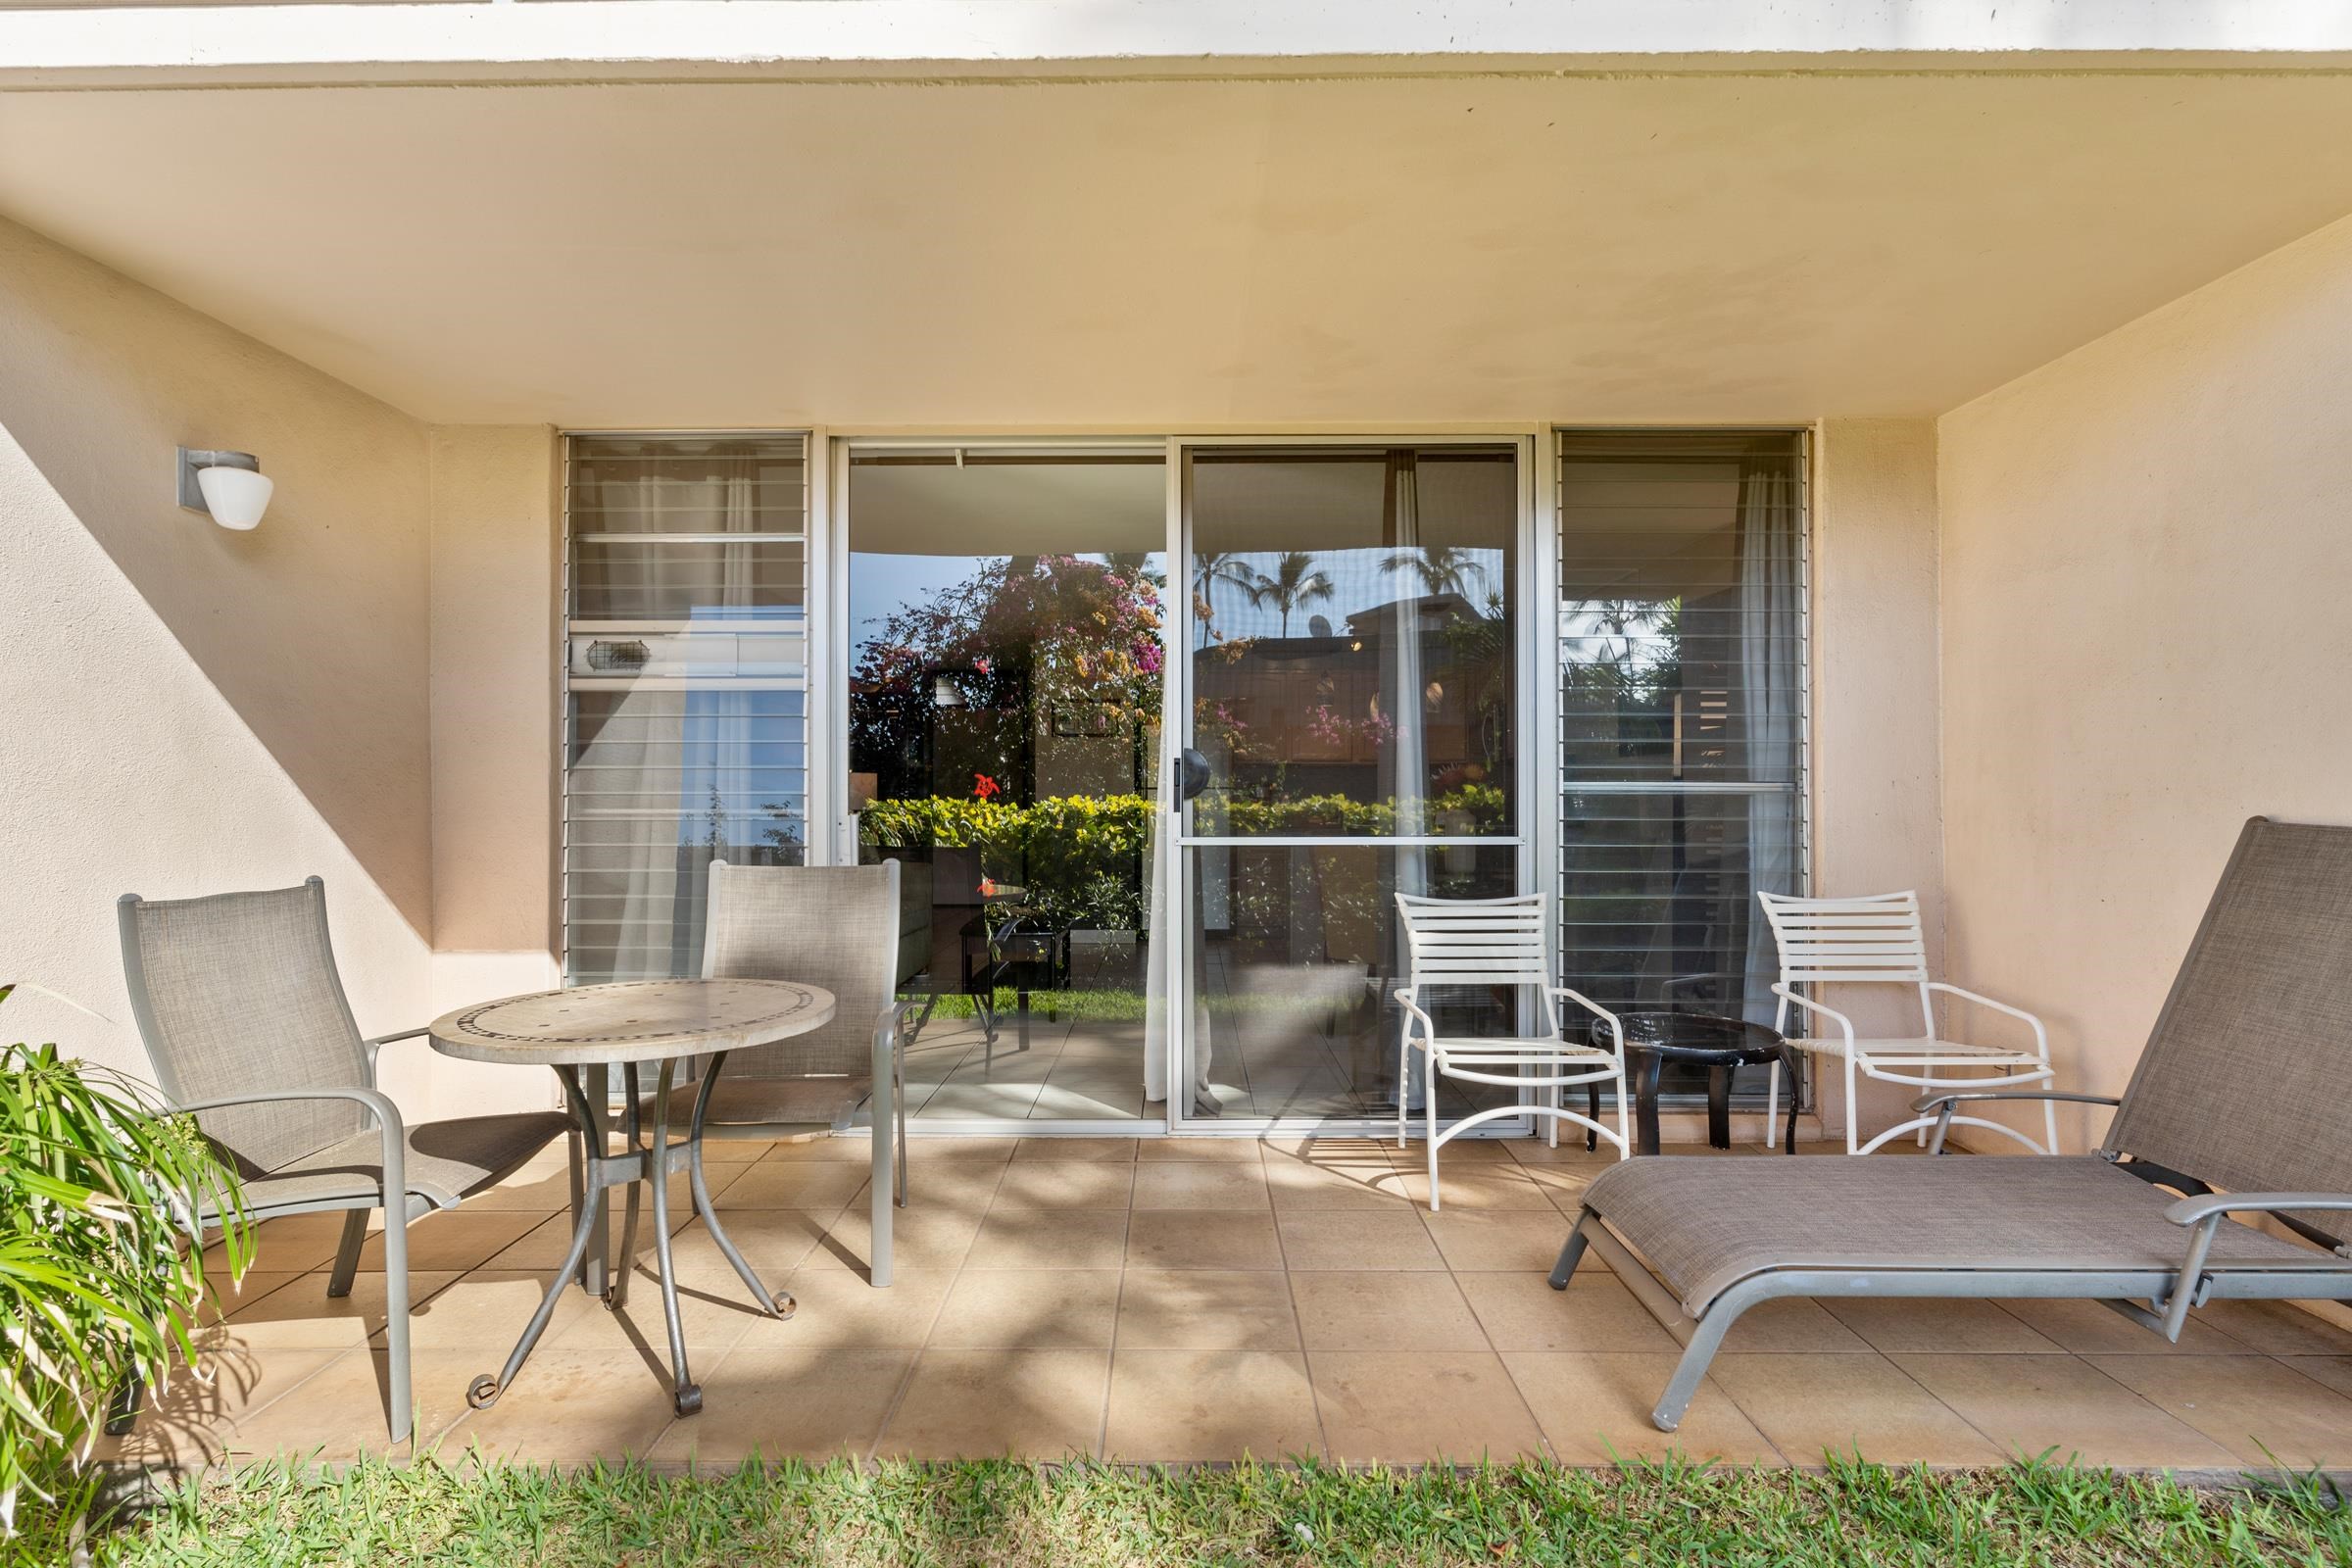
[1581,1154,2322,1319]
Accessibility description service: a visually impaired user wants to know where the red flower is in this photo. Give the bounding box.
[972,773,1002,800]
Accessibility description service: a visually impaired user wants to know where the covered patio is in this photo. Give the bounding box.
[104,1135,2352,1472]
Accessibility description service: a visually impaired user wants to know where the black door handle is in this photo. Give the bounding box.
[1175,748,1211,805]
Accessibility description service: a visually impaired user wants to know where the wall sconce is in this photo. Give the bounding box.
[176,448,274,530]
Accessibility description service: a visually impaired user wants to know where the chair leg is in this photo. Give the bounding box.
[1764,1060,1780,1149]
[1396,1037,1409,1149]
[872,1048,896,1290]
[1424,1051,1442,1213]
[1843,1054,1860,1155]
[1547,1209,1592,1290]
[325,1208,368,1299]
[894,1046,909,1209]
[380,1201,414,1446]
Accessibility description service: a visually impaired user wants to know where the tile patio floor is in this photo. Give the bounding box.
[107,1137,2352,1474]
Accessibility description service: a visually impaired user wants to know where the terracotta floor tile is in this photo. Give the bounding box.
[717,1160,873,1210]
[966,1208,1130,1269]
[393,1269,597,1352]
[900,1136,1021,1164]
[197,1270,305,1330]
[1502,1352,1783,1466]
[1291,1271,1488,1351]
[1997,1298,2251,1355]
[810,1202,981,1276]
[761,1135,876,1162]
[1710,1353,2001,1466]
[447,1349,682,1461]
[1275,1210,1446,1271]
[1388,1138,1522,1166]
[227,1348,478,1460]
[1719,1298,1873,1354]
[483,1210,643,1273]
[1505,1140,1622,1167]
[2192,1300,2352,1355]
[1264,1158,1413,1211]
[1396,1165,1558,1211]
[693,1136,777,1162]
[668,1207,841,1281]
[1309,1351,1545,1463]
[219,1269,462,1349]
[759,1268,954,1348]
[1014,1136,1142,1161]
[1139,1138,1262,1162]
[645,1348,913,1462]
[929,1270,1123,1348]
[99,1346,345,1467]
[359,1210,546,1273]
[1458,1274,1679,1354]
[1892,1354,2235,1469]
[546,1272,771,1355]
[2282,1356,2352,1396]
[1126,1210,1283,1271]
[1823,1298,2067,1355]
[989,1159,1138,1210]
[1422,1210,1577,1273]
[1116,1270,1301,1351]
[1106,1350,1322,1461]
[207,1211,358,1275]
[1132,1161,1272,1210]
[2088,1354,2352,1468]
[874,1348,1110,1459]
[462,1163,578,1212]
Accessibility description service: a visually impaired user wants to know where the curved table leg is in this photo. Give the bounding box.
[1634,1049,1665,1156]
[1705,1063,1734,1150]
[470,1064,612,1410]
[644,1059,701,1416]
[685,1052,794,1319]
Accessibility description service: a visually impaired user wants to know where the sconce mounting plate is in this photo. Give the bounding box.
[177,448,261,513]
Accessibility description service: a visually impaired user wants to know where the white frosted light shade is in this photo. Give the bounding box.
[195,465,273,529]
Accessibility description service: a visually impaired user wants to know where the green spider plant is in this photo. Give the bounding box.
[0,984,248,1548]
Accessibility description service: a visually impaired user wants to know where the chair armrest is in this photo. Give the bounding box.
[360,1026,432,1085]
[1913,1088,2119,1154]
[1392,987,1439,1054]
[1548,988,1623,1053]
[172,1087,408,1210]
[1911,1090,2121,1114]
[2165,1192,2352,1227]
[1923,982,2049,1054]
[2152,1191,2352,1335]
[1770,984,1855,1053]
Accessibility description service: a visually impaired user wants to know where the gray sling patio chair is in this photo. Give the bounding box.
[1550,816,2352,1432]
[619,859,909,1294]
[116,878,572,1444]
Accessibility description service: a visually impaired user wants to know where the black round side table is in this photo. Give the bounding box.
[1584,1011,1799,1156]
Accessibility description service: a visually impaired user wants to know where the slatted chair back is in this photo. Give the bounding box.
[1758,890,1935,1035]
[1396,894,1553,1021]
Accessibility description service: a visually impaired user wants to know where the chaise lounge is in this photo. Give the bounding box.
[1550,816,2352,1431]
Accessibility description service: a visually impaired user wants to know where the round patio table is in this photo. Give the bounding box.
[429,977,835,1416]
[1584,1011,1799,1156]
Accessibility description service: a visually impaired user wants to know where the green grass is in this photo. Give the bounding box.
[58,1453,2352,1568]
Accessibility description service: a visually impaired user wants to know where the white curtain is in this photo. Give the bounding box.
[589,459,764,980]
[1737,460,1801,1025]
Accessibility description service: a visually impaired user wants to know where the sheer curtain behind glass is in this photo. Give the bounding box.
[565,436,808,985]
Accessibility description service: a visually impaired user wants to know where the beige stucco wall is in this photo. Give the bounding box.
[1937,210,2352,1153]
[0,215,440,1106]
[1805,419,1947,1142]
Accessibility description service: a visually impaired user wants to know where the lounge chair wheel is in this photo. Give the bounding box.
[466,1375,501,1410]
[674,1384,703,1417]
[771,1291,797,1319]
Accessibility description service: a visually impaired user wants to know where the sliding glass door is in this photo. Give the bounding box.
[1554,430,1808,1104]
[1170,442,1529,1124]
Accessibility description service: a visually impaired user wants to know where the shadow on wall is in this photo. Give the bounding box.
[0,216,435,937]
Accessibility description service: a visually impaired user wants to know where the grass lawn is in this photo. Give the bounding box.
[58,1453,2352,1567]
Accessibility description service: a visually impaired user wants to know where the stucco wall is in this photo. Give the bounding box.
[1806,419,1946,1142]
[1937,210,2352,1153]
[0,215,438,1104]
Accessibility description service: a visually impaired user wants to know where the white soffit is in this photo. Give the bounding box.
[3,72,2352,425]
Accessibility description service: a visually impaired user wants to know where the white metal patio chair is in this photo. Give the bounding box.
[1395,892,1630,1209]
[1758,889,2056,1155]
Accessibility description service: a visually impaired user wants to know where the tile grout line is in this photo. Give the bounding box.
[1269,1149,1339,1465]
[863,1143,1012,1465]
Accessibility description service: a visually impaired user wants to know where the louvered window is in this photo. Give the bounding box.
[1555,430,1807,1045]
[562,434,809,985]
